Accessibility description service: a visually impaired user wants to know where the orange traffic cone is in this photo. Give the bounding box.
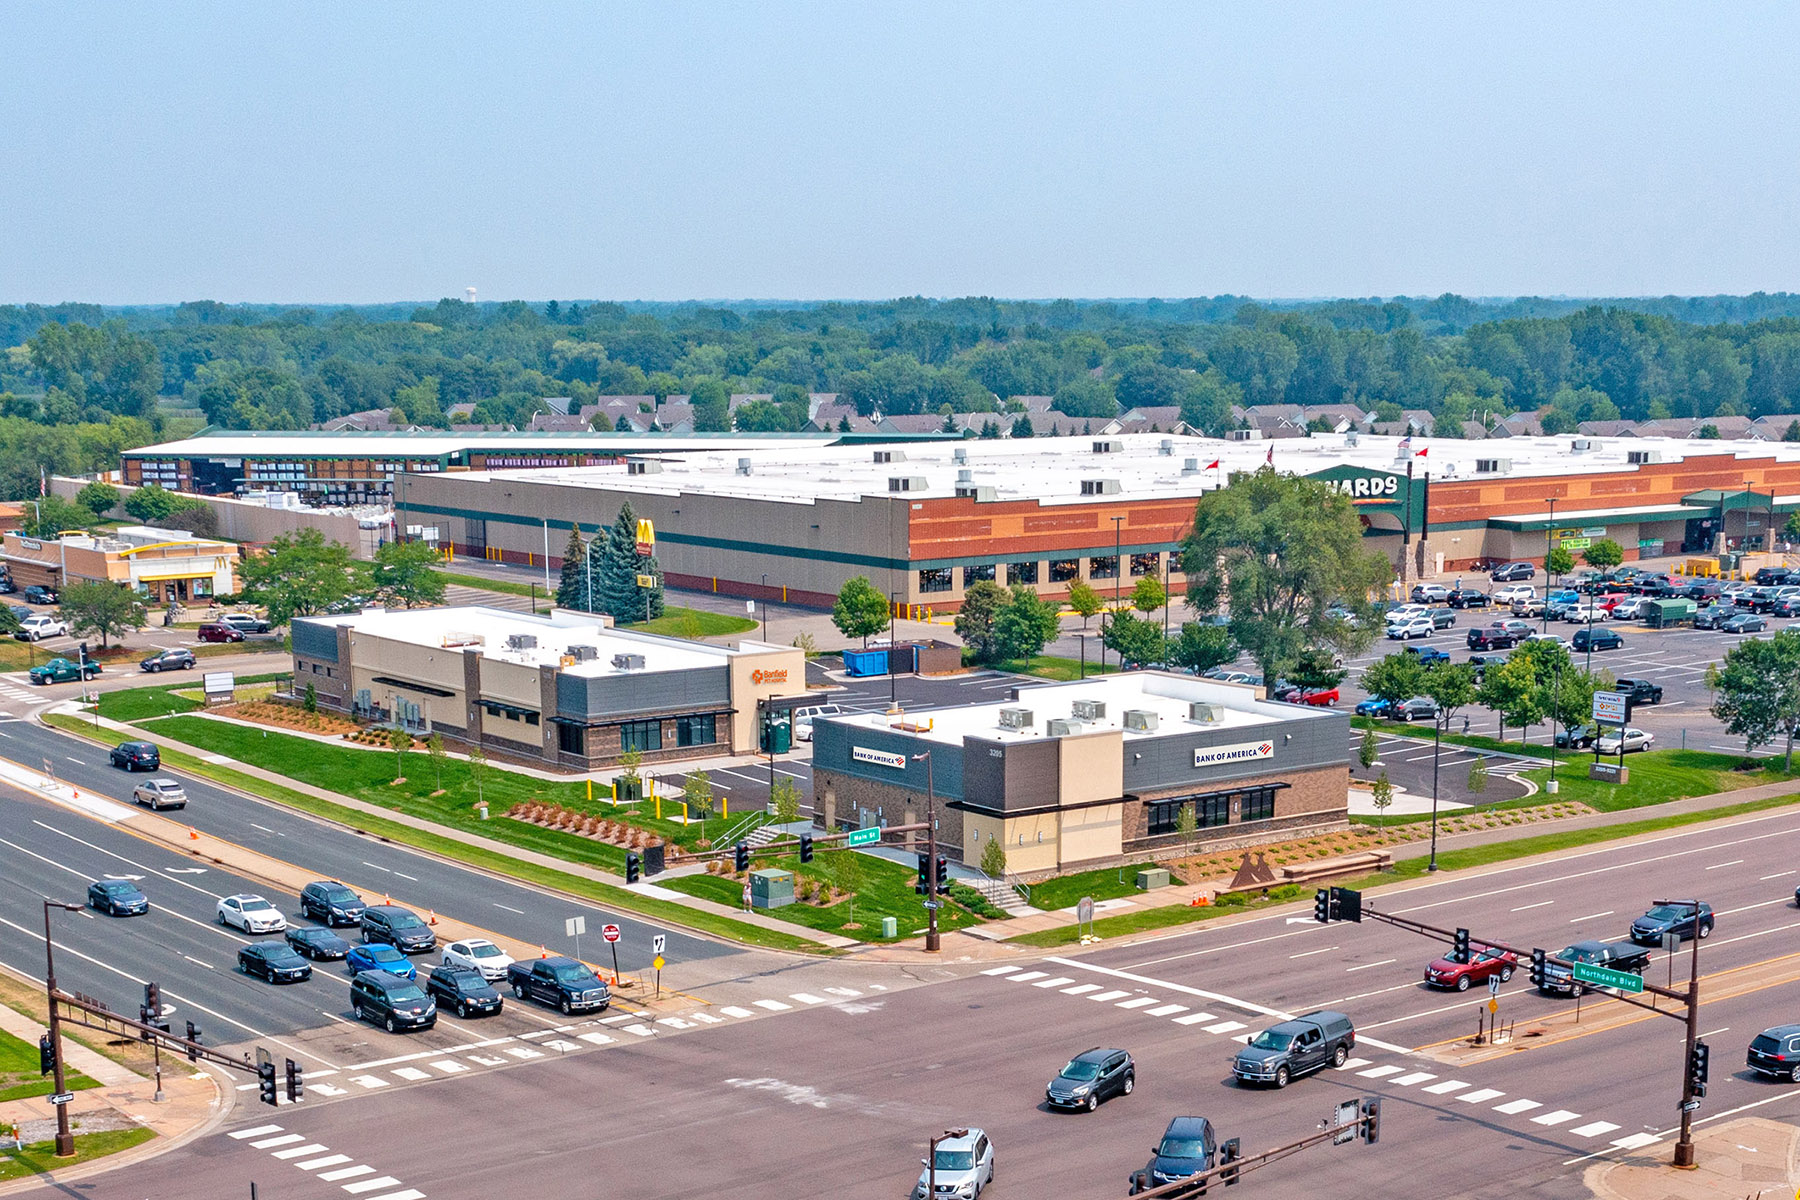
[428,909,438,926]
[189,827,199,840]
[384,895,392,906]
[540,945,549,958]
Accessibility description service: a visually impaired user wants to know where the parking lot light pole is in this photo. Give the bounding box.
[1543,497,1557,632]
[42,898,83,1157]
[887,590,899,713]
[1429,712,1443,871]
[912,751,940,952]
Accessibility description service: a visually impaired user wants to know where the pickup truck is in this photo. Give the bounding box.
[29,656,101,684]
[506,955,610,1014]
[1538,940,1652,996]
[1232,1010,1356,1087]
[1614,678,1664,708]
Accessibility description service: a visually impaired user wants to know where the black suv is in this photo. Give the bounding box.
[1629,901,1713,945]
[300,880,366,927]
[425,966,504,1019]
[23,585,57,605]
[1131,1117,1217,1194]
[1446,587,1490,610]
[1466,624,1520,651]
[350,970,436,1032]
[1046,1047,1134,1111]
[1694,603,1744,630]
[360,904,436,953]
[110,741,160,771]
[1748,1025,1800,1081]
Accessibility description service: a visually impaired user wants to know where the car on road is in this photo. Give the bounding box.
[1747,1025,1800,1082]
[217,612,271,634]
[350,970,436,1033]
[29,656,100,684]
[1539,940,1652,996]
[15,614,69,641]
[285,925,352,960]
[346,941,416,979]
[507,955,610,1014]
[131,778,187,810]
[1490,561,1536,582]
[110,740,160,771]
[1572,627,1623,653]
[1446,587,1489,609]
[87,878,148,916]
[1554,724,1598,749]
[195,622,244,643]
[1466,624,1520,651]
[1614,678,1664,708]
[216,893,286,934]
[22,585,58,606]
[1386,615,1437,641]
[1403,645,1451,665]
[360,904,436,953]
[425,965,504,1018]
[1595,727,1654,754]
[1693,604,1746,630]
[300,880,366,927]
[440,938,514,982]
[1721,612,1769,634]
[1045,1047,1134,1111]
[1630,901,1713,944]
[139,648,196,673]
[912,1128,994,1200]
[1131,1117,1216,1195]
[238,942,313,983]
[1353,697,1392,717]
[1232,1011,1356,1088]
[1393,696,1440,721]
[1424,945,1517,991]
[1410,583,1451,604]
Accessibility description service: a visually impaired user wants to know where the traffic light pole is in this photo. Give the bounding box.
[42,899,79,1157]
[1118,1100,1381,1198]
[914,750,941,952]
[1673,925,1703,1168]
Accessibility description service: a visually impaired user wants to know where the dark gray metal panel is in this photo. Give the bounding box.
[562,666,731,720]
[292,619,339,663]
[1121,711,1350,793]
[812,719,963,800]
[1004,739,1061,813]
[961,736,1006,809]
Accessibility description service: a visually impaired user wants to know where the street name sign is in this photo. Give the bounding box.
[846,827,880,847]
[1571,962,1644,993]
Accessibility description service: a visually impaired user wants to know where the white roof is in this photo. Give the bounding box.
[124,432,828,459]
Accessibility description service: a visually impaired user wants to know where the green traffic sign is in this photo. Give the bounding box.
[846,827,880,847]
[1571,962,1644,993]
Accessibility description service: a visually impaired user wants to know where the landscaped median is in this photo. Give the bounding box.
[0,1129,158,1181]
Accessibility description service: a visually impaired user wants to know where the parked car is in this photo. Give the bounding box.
[1721,612,1768,634]
[1694,604,1745,630]
[131,778,187,810]
[1510,596,1546,618]
[1614,678,1664,707]
[346,941,417,980]
[29,656,100,684]
[0,575,15,594]
[1273,685,1338,707]
[217,612,271,634]
[1747,1025,1800,1082]
[1492,583,1537,607]
[1629,901,1713,945]
[1594,592,1633,615]
[1131,1118,1216,1195]
[1446,587,1489,609]
[1466,653,1507,682]
[1424,945,1517,992]
[360,904,437,953]
[238,942,313,983]
[1525,632,1568,647]
[507,955,610,1014]
[1046,1047,1135,1112]
[1572,627,1623,652]
[140,647,196,672]
[300,880,366,927]
[285,926,352,960]
[1755,567,1793,585]
[440,938,514,982]
[15,614,69,641]
[1353,697,1392,717]
[913,1129,994,1200]
[1539,940,1652,996]
[426,965,505,1018]
[1233,1011,1356,1087]
[1410,583,1451,604]
[1466,624,1520,651]
[87,878,148,916]
[1565,604,1607,625]
[216,893,286,934]
[1403,645,1451,665]
[350,970,436,1033]
[22,585,58,605]
[1595,727,1654,754]
[1555,724,1598,749]
[1393,697,1440,721]
[1772,597,1800,620]
[196,622,244,643]
[110,740,160,771]
[1490,561,1536,582]
[1608,596,1649,621]
[791,703,845,743]
[1387,615,1436,641]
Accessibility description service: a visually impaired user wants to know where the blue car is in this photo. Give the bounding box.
[1354,697,1391,717]
[345,941,416,980]
[1403,645,1451,665]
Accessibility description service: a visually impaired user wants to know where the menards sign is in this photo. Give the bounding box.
[1306,465,1425,528]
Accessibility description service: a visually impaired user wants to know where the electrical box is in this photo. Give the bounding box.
[750,868,795,910]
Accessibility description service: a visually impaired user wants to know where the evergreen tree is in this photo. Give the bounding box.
[597,502,664,621]
[556,525,591,611]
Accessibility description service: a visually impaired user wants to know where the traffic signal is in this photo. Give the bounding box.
[185,1021,201,1063]
[915,852,931,895]
[1361,1096,1381,1144]
[38,1033,53,1076]
[1218,1137,1241,1186]
[257,1059,278,1107]
[1331,886,1362,923]
[1314,888,1333,923]
[284,1058,304,1103]
[798,835,813,864]
[935,855,950,894]
[1453,928,1471,961]
[625,851,641,885]
[144,981,160,1019]
[733,842,750,872]
[1689,1040,1710,1097]
[1529,947,1547,988]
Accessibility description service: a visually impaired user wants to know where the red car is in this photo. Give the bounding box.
[1423,945,1518,991]
[1275,685,1338,706]
[1594,593,1631,614]
[196,623,245,643]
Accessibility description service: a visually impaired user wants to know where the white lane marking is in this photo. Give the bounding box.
[298,1154,353,1170]
[1704,859,1744,870]
[311,1085,347,1097]
[24,821,222,899]
[1759,870,1796,881]
[1346,959,1396,972]
[654,1021,690,1032]
[825,987,862,997]
[430,1059,470,1072]
[1116,997,1159,1010]
[506,1047,543,1059]
[363,1191,425,1200]
[719,1006,754,1018]
[392,1067,431,1081]
[1088,990,1133,1003]
[1203,1021,1246,1034]
[493,903,525,914]
[182,955,214,969]
[341,1177,402,1194]
[1061,984,1102,995]
[1699,1026,1731,1039]
[250,1134,305,1149]
[1357,1065,1403,1079]
[1288,946,1339,959]
[337,1050,438,1071]
[752,999,790,1011]
[1568,911,1614,922]
[1570,1120,1621,1137]
[1422,1080,1469,1094]
[1145,1004,1189,1017]
[980,965,1021,975]
[468,1055,506,1067]
[1031,977,1076,989]
[360,861,391,872]
[393,872,417,881]
[1390,1071,1436,1086]
[1609,1133,1661,1151]
[1493,1099,1543,1115]
[622,1025,656,1037]
[271,1143,330,1160]
[230,1124,284,1139]
[1531,1110,1581,1127]
[1457,1088,1504,1104]
[1172,1013,1217,1025]
[318,1166,375,1182]
[1510,901,1554,912]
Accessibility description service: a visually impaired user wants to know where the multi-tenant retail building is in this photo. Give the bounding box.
[808,671,1350,875]
[291,605,806,772]
[0,525,239,603]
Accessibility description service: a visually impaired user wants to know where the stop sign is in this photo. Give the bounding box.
[601,923,621,943]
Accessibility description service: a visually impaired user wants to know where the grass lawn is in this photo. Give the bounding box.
[0,1030,99,1103]
[1002,654,1119,682]
[1025,863,1186,911]
[1519,749,1799,814]
[44,714,823,953]
[663,850,988,941]
[0,1128,157,1180]
[622,607,758,638]
[436,569,539,598]
[99,672,288,723]
[1008,885,1309,948]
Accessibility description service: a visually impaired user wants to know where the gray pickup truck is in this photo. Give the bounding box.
[1232,1010,1356,1088]
[1538,940,1651,996]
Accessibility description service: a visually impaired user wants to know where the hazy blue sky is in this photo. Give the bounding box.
[4,4,1797,304]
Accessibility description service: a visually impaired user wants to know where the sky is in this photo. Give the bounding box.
[3,3,1799,305]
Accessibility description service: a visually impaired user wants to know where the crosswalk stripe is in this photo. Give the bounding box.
[980,965,1022,975]
[271,1144,329,1160]
[1493,1099,1542,1115]
[1530,1110,1580,1126]
[1061,984,1102,995]
[250,1134,304,1149]
[1570,1120,1621,1138]
[825,987,862,997]
[790,993,828,1004]
[1088,990,1132,1002]
[752,999,791,1011]
[1007,972,1049,984]
[1457,1088,1504,1103]
[690,1012,724,1023]
[1357,1065,1403,1079]
[720,1006,755,1018]
[342,1177,402,1195]
[1337,1057,1371,1070]
[392,1067,431,1081]
[1172,1013,1217,1025]
[364,1191,425,1200]
[622,1024,656,1036]
[430,1060,469,1072]
[1390,1071,1436,1086]
[297,1155,353,1170]
[1144,1004,1188,1017]
[349,1075,389,1089]
[312,1084,347,1097]
[1422,1080,1469,1094]
[318,1166,375,1182]
[1032,977,1076,988]
[1202,1021,1246,1034]
[1116,997,1159,1009]
[230,1125,284,1140]
[1611,1133,1660,1150]
[577,1032,614,1045]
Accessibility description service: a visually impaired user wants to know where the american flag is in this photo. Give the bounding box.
[1397,435,1412,453]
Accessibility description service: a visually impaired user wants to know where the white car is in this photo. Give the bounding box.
[132,778,187,810]
[1386,616,1436,640]
[15,615,68,641]
[1565,604,1607,624]
[791,703,845,743]
[1492,583,1537,606]
[216,894,286,934]
[440,938,514,981]
[1609,596,1648,621]
[1524,632,1567,647]
[1596,727,1654,754]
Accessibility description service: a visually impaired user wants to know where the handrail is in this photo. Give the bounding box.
[1004,870,1031,906]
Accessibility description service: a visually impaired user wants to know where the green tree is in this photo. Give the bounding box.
[770,775,802,825]
[953,580,1010,663]
[1467,755,1489,800]
[1476,655,1548,741]
[1711,628,1800,769]
[1168,622,1238,674]
[387,724,411,783]
[238,528,371,626]
[991,584,1061,664]
[1130,575,1167,615]
[1785,420,1800,443]
[1423,662,1477,723]
[1173,802,1199,853]
[597,501,663,622]
[683,770,715,840]
[1010,413,1035,438]
[979,834,1009,880]
[123,483,183,523]
[1582,538,1625,570]
[75,481,119,516]
[832,576,891,647]
[1358,726,1380,770]
[303,682,317,713]
[372,539,448,609]
[425,733,446,793]
[556,525,592,611]
[1546,545,1575,577]
[1288,647,1347,691]
[1182,468,1391,684]
[1359,652,1429,710]
[467,746,487,808]
[57,580,145,648]
[1370,770,1394,827]
[18,495,94,538]
[690,377,730,431]
[1101,610,1165,668]
[1066,579,1105,635]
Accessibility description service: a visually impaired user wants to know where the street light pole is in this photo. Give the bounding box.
[1429,712,1443,871]
[760,573,769,643]
[43,898,82,1157]
[912,750,940,952]
[1543,497,1557,632]
[1109,515,1124,672]
[887,591,899,713]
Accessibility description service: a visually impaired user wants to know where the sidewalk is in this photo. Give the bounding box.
[1584,1117,1796,1198]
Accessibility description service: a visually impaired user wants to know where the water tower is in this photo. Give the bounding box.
[464,286,477,305]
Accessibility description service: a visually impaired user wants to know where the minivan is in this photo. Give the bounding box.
[350,970,437,1032]
[1490,561,1536,582]
[360,904,437,953]
[792,703,845,743]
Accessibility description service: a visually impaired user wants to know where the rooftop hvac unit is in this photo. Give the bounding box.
[998,707,1034,730]
[1345,430,1359,447]
[1627,449,1662,465]
[1571,438,1592,453]
[1474,457,1512,475]
[566,644,598,662]
[504,634,538,651]
[1123,709,1160,732]
[1071,699,1106,720]
[1181,458,1201,475]
[1092,440,1123,454]
[626,460,663,475]
[953,447,968,464]
[1226,428,1263,442]
[957,468,972,483]
[611,653,646,671]
[1046,718,1084,736]
[736,457,753,475]
[1159,439,1174,455]
[1188,702,1224,724]
[953,484,997,501]
[873,449,907,464]
[888,476,929,492]
[1080,478,1122,496]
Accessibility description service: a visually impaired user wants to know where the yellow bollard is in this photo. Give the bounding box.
[655,794,661,820]
[681,802,689,824]
[587,779,592,804]
[722,795,729,818]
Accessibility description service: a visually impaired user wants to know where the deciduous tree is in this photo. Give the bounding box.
[1168,622,1238,674]
[238,528,371,626]
[58,580,145,648]
[991,584,1061,664]
[1100,610,1165,668]
[372,539,448,609]
[953,580,1010,663]
[1711,628,1800,769]
[831,576,890,647]
[1582,538,1625,570]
